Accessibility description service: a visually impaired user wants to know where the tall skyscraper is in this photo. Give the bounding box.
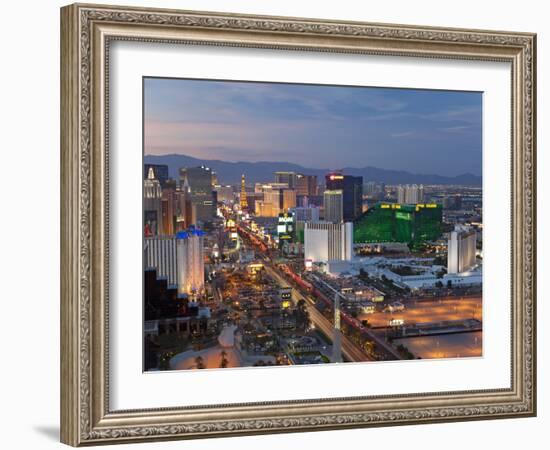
[176,229,205,296]
[447,225,477,274]
[144,235,178,286]
[161,187,176,235]
[304,222,353,263]
[179,166,216,223]
[255,184,296,217]
[325,172,363,221]
[144,230,206,296]
[397,184,425,204]
[144,167,163,236]
[346,175,364,220]
[275,171,298,189]
[397,185,405,204]
[179,166,214,194]
[296,174,318,196]
[262,186,280,216]
[282,189,297,211]
[323,190,344,223]
[325,172,344,189]
[175,182,194,231]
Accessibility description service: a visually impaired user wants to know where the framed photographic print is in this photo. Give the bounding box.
[60,3,537,446]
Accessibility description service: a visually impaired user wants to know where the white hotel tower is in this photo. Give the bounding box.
[396,184,424,204]
[176,230,205,296]
[447,225,477,274]
[144,229,205,296]
[304,222,353,263]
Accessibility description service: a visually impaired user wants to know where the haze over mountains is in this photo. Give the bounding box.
[144,153,482,186]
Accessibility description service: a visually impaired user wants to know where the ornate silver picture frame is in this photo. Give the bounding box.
[60,3,536,446]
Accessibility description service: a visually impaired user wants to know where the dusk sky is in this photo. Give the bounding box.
[144,77,482,177]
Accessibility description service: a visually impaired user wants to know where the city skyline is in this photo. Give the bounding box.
[144,77,482,177]
[143,161,483,371]
[143,78,483,372]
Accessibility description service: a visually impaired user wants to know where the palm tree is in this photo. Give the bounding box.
[295,299,310,330]
[195,355,205,369]
[220,350,229,368]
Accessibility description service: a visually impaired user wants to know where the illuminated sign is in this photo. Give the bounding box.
[389,319,404,327]
[416,203,438,211]
[280,288,292,300]
[381,204,390,209]
[278,213,294,224]
[277,213,294,245]
[329,175,344,180]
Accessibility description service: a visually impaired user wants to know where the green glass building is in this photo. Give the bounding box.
[353,203,442,245]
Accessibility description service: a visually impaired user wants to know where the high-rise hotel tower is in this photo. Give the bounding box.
[144,229,205,296]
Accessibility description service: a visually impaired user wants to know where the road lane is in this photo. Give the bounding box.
[264,264,373,362]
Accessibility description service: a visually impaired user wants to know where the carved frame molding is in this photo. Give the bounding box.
[60,3,536,446]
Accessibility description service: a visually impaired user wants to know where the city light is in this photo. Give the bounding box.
[143,81,483,372]
[144,164,482,371]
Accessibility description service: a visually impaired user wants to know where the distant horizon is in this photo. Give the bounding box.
[145,78,483,177]
[144,152,481,178]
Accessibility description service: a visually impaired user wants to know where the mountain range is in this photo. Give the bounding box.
[144,153,482,186]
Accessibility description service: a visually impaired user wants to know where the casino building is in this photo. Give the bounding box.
[353,203,442,246]
[325,172,363,221]
[304,222,354,263]
[144,229,206,297]
[447,224,477,274]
